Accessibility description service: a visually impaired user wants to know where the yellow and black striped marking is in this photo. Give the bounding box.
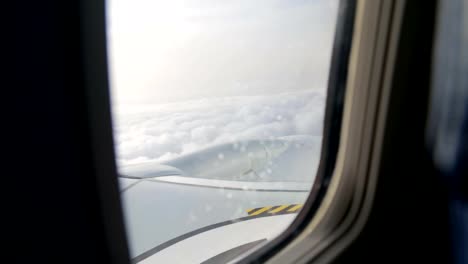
[247,204,303,217]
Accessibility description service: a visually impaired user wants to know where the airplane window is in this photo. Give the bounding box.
[106,0,341,262]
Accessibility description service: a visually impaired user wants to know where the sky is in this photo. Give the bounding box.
[106,0,339,166]
[107,0,339,104]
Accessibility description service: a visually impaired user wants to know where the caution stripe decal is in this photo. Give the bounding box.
[249,206,273,216]
[247,204,303,217]
[269,205,290,214]
[286,204,303,212]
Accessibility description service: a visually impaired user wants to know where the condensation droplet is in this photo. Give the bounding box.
[189,212,197,222]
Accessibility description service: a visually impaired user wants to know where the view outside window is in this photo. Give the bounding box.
[107,0,339,262]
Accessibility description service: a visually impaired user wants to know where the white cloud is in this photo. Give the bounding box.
[112,90,325,166]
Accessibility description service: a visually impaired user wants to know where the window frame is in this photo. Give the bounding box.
[81,0,132,262]
[81,0,405,263]
[266,0,407,262]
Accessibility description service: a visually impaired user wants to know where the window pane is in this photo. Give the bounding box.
[107,0,340,262]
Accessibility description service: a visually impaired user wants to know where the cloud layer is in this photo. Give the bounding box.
[112,90,325,166]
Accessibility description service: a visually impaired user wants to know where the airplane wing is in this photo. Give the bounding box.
[119,136,320,263]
